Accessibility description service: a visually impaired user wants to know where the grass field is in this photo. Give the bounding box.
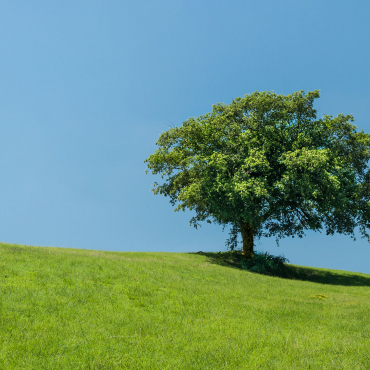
[0,242,369,369]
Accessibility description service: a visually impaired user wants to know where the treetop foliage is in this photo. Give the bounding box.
[145,90,370,249]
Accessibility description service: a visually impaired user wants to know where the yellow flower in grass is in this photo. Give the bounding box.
[310,294,328,300]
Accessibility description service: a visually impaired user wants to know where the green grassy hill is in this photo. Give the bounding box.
[0,242,369,369]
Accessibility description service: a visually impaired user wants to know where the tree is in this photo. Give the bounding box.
[145,91,370,259]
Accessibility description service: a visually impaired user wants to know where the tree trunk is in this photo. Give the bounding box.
[241,223,254,260]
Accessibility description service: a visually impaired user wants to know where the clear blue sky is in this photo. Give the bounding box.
[0,0,369,273]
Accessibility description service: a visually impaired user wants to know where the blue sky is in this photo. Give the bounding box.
[0,0,369,274]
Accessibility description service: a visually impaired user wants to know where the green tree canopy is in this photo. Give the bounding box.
[145,91,370,259]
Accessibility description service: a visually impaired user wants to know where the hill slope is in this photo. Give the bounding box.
[0,242,369,369]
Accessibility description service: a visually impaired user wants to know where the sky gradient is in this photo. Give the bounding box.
[0,0,369,273]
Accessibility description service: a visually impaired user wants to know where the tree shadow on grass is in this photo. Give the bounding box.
[190,251,370,287]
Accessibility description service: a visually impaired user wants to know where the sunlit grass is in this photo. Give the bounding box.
[0,242,369,369]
